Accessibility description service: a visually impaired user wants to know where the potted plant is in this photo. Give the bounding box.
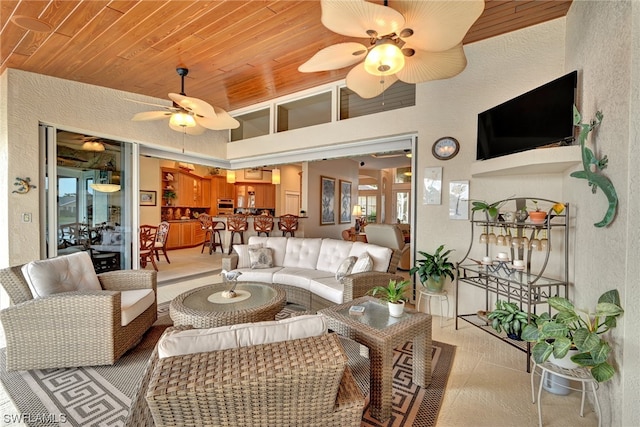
[521,289,624,382]
[471,199,507,221]
[487,300,535,340]
[163,189,177,206]
[528,200,547,223]
[410,244,455,292]
[370,279,411,317]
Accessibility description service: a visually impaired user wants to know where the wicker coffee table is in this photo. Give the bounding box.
[319,296,432,421]
[170,282,286,328]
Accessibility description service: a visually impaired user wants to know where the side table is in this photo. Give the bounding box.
[319,296,432,422]
[416,288,449,327]
[530,359,601,427]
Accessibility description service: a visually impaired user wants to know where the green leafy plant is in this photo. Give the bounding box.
[487,300,535,340]
[521,289,624,382]
[370,279,411,304]
[410,244,455,287]
[471,200,506,219]
[163,190,177,200]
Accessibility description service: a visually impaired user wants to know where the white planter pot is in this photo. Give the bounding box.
[549,350,580,370]
[388,300,405,317]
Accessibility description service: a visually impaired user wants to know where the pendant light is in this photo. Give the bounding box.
[271,168,281,185]
[226,170,236,184]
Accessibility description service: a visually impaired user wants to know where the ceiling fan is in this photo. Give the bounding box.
[129,68,239,134]
[299,0,485,99]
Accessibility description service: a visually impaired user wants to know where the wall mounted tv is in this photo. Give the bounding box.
[476,70,577,160]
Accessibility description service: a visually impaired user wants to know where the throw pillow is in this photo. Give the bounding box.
[351,252,373,274]
[335,256,357,281]
[249,247,274,269]
[233,243,263,269]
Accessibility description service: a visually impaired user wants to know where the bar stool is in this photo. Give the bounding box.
[416,288,449,327]
[278,214,299,237]
[198,214,214,254]
[227,214,248,254]
[209,220,225,253]
[253,215,274,237]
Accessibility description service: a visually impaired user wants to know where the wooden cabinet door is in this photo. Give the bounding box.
[263,183,276,208]
[166,223,181,249]
[202,178,211,207]
[179,222,194,246]
[193,222,206,245]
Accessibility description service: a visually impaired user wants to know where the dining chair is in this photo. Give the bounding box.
[154,221,171,263]
[140,225,159,271]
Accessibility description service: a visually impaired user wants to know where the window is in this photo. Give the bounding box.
[358,195,377,223]
[340,81,415,120]
[231,108,270,141]
[277,92,331,132]
[395,191,410,224]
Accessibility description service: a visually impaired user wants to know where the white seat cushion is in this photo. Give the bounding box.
[21,251,101,298]
[309,277,344,304]
[120,289,155,326]
[158,314,327,359]
[233,267,282,283]
[272,267,333,291]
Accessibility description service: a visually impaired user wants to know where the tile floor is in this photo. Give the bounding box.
[0,247,600,427]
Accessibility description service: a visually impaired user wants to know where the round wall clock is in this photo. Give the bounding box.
[432,137,460,160]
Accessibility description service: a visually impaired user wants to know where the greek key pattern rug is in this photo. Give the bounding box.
[1,309,455,427]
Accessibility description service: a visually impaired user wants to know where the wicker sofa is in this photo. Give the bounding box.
[0,252,157,371]
[134,319,365,427]
[222,236,403,312]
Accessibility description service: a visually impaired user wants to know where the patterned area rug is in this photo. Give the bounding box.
[0,305,455,427]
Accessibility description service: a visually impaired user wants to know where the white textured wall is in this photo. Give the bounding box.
[1,70,228,265]
[565,1,638,425]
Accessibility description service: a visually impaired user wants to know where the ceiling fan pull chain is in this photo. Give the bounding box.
[380,75,386,106]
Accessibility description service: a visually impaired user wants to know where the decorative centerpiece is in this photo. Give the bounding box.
[220,270,242,298]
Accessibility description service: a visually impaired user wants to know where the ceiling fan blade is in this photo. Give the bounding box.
[395,44,467,83]
[132,111,173,121]
[195,107,240,130]
[345,63,399,99]
[169,122,206,135]
[321,0,405,38]
[124,98,177,110]
[169,93,217,118]
[393,0,484,52]
[299,42,367,72]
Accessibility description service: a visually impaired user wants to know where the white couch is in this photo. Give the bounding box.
[222,236,402,311]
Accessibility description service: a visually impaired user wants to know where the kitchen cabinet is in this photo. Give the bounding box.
[202,179,211,207]
[166,220,205,249]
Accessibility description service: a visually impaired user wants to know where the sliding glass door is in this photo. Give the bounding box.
[41,125,136,270]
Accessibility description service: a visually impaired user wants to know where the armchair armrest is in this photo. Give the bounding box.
[342,272,404,301]
[221,253,239,271]
[99,269,157,292]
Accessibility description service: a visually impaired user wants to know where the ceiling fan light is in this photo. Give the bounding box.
[90,183,121,193]
[364,42,405,76]
[169,112,196,128]
[82,141,105,152]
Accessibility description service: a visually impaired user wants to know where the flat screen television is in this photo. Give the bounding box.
[476,70,577,160]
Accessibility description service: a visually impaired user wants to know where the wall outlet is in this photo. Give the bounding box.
[22,213,32,223]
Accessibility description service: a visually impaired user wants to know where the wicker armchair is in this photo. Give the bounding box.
[0,261,157,371]
[143,328,364,427]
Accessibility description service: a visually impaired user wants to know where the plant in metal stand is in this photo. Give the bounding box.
[487,300,534,340]
[521,289,624,382]
[410,244,455,293]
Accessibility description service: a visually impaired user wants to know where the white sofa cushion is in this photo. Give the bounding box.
[282,238,323,269]
[233,244,264,269]
[248,236,288,266]
[316,239,354,273]
[349,242,393,272]
[309,277,344,304]
[157,314,327,359]
[272,267,333,291]
[120,289,155,326]
[232,267,282,283]
[21,251,102,298]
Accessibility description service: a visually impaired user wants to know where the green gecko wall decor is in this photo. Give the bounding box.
[570,106,618,227]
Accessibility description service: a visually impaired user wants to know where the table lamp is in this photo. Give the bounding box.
[352,205,363,233]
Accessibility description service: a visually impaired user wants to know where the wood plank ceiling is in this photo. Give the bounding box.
[1,0,572,112]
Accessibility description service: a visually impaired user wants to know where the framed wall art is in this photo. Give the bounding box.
[140,190,157,206]
[339,180,352,223]
[449,180,470,220]
[423,167,443,205]
[321,176,336,225]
